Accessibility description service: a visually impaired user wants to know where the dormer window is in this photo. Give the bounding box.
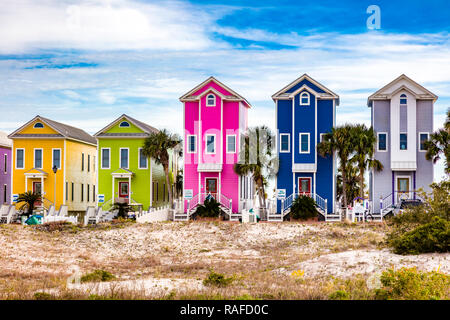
[300,92,310,105]
[400,94,407,105]
[33,122,44,128]
[119,121,130,127]
[206,94,216,106]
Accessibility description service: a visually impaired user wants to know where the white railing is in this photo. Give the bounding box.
[281,193,328,215]
[136,205,170,223]
[313,194,328,215]
[282,193,295,213]
[219,193,232,214]
[186,194,200,215]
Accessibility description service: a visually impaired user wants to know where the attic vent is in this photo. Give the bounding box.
[119,121,130,128]
[33,122,44,128]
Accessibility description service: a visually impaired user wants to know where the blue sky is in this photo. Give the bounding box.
[0,0,449,180]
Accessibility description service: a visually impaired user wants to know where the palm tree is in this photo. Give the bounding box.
[317,125,356,208]
[351,124,383,198]
[16,191,41,217]
[336,164,360,204]
[234,126,279,211]
[142,129,181,209]
[425,109,450,174]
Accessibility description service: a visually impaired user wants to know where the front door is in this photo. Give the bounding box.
[118,182,129,203]
[33,182,42,206]
[397,177,410,201]
[298,178,311,195]
[205,178,218,199]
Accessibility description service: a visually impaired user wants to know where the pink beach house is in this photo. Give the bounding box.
[179,77,254,220]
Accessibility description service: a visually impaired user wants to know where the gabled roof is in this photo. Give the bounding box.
[94,114,159,138]
[24,168,48,175]
[8,116,96,145]
[367,74,438,107]
[179,76,252,108]
[0,131,12,148]
[272,74,340,105]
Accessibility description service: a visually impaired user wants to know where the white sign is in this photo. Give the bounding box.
[98,194,105,203]
[12,194,19,203]
[184,189,193,199]
[276,189,286,200]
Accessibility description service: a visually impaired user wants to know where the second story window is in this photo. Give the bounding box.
[52,149,61,169]
[3,154,7,173]
[34,149,43,168]
[87,155,90,172]
[400,94,407,105]
[205,135,216,154]
[187,135,197,153]
[400,133,407,150]
[377,133,387,151]
[226,135,236,153]
[101,148,110,169]
[280,134,290,153]
[120,148,129,168]
[419,133,429,151]
[139,148,148,169]
[300,92,310,105]
[299,133,310,153]
[81,153,84,171]
[16,149,24,169]
[206,94,216,106]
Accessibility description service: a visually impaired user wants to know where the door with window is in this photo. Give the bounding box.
[118,182,129,203]
[298,178,311,195]
[205,178,218,199]
[33,182,42,206]
[397,177,410,201]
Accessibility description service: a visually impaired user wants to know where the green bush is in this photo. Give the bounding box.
[328,290,349,300]
[34,292,54,300]
[290,195,319,220]
[375,267,450,300]
[203,271,233,287]
[389,216,450,255]
[80,269,116,283]
[194,197,222,218]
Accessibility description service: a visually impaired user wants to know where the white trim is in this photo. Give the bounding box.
[279,133,290,153]
[186,135,197,153]
[100,148,111,169]
[299,92,310,105]
[205,134,216,154]
[396,175,411,192]
[298,133,310,154]
[226,134,236,154]
[33,122,45,128]
[204,177,218,194]
[119,121,130,128]
[63,140,66,205]
[119,148,129,169]
[138,147,148,169]
[399,132,408,150]
[15,148,25,169]
[377,132,388,152]
[206,93,216,107]
[418,132,429,152]
[52,148,61,169]
[34,148,43,169]
[319,133,325,143]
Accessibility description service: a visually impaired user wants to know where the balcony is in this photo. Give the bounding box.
[197,163,223,172]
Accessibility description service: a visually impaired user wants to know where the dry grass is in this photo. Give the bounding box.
[0,220,448,300]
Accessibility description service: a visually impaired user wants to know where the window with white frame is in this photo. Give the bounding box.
[280,134,290,152]
[400,133,408,150]
[319,133,325,143]
[187,135,197,153]
[300,92,310,105]
[400,94,407,105]
[419,133,429,151]
[226,135,236,153]
[206,94,216,106]
[205,135,216,154]
[16,149,24,169]
[120,148,129,168]
[299,133,310,153]
[52,149,61,169]
[34,149,43,168]
[101,148,110,169]
[377,133,387,151]
[139,148,148,169]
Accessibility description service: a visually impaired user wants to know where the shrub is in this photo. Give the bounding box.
[203,271,233,287]
[34,292,54,300]
[80,269,116,283]
[389,216,450,255]
[290,195,319,220]
[329,290,349,300]
[194,197,222,218]
[375,267,450,300]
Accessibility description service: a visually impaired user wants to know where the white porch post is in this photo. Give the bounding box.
[25,176,28,192]
[40,176,44,205]
[128,175,131,203]
[112,176,115,203]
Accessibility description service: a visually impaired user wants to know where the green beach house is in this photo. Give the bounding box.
[94,115,176,210]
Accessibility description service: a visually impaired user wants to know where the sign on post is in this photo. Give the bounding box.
[98,194,105,203]
[184,189,193,199]
[276,189,286,200]
[12,194,19,204]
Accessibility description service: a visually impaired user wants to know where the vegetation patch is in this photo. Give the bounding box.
[203,271,234,287]
[375,267,450,300]
[80,270,116,283]
[290,195,319,220]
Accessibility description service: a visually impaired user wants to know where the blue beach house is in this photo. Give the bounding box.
[272,74,339,219]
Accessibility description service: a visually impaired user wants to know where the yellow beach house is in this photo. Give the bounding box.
[8,116,97,214]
